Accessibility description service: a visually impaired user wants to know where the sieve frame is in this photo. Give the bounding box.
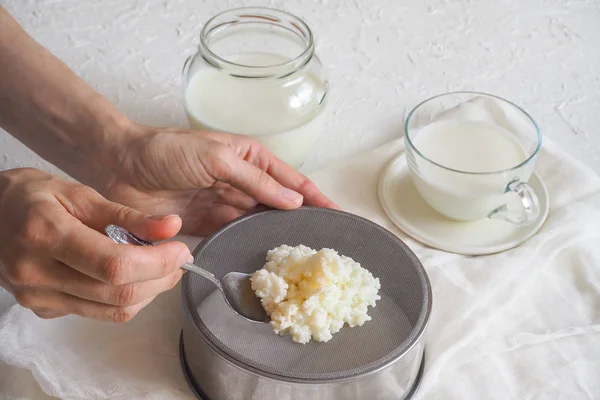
[181,206,432,384]
[179,331,427,400]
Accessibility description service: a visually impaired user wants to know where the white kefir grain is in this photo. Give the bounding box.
[251,245,381,344]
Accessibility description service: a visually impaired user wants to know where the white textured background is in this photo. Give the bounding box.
[1,0,600,398]
[1,0,600,174]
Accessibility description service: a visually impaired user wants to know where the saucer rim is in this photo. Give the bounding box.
[378,154,550,256]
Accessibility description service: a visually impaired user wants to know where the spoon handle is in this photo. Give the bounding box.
[180,262,222,289]
[104,224,222,290]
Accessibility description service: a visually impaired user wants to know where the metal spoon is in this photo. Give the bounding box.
[104,225,269,323]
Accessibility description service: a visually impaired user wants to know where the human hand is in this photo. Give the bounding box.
[0,168,192,321]
[102,125,339,235]
[0,7,335,238]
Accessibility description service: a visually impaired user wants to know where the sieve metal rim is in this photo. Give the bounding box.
[181,206,432,383]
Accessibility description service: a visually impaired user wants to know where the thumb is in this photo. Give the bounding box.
[128,213,184,242]
[102,207,183,242]
[63,188,183,242]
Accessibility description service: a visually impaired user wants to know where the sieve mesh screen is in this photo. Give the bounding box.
[182,207,430,381]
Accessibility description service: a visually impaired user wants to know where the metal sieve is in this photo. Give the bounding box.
[180,207,431,400]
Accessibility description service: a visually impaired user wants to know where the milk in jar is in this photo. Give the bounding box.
[184,53,326,169]
[182,8,328,169]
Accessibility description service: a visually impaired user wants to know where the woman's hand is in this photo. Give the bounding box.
[0,7,337,237]
[0,168,192,321]
[0,7,338,322]
[102,125,339,235]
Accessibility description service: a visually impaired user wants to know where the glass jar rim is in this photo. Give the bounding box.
[404,91,543,176]
[198,7,314,77]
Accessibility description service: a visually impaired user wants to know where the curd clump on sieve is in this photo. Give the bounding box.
[250,245,381,344]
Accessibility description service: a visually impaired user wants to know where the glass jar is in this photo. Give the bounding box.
[182,7,329,169]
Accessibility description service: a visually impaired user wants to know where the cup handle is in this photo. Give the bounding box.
[487,180,540,226]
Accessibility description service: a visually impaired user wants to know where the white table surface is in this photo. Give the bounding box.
[1,0,599,397]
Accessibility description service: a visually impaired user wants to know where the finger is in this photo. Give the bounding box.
[33,310,68,319]
[18,288,156,323]
[81,198,182,241]
[37,260,184,307]
[264,158,341,210]
[212,182,260,210]
[234,142,340,209]
[212,151,304,210]
[58,186,183,242]
[52,219,192,285]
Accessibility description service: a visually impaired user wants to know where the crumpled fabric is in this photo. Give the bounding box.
[1,137,599,400]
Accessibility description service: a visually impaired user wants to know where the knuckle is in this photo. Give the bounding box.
[244,136,261,148]
[157,252,174,278]
[115,283,138,306]
[238,135,261,154]
[298,176,316,192]
[17,207,65,252]
[6,260,35,287]
[5,169,50,192]
[55,184,102,220]
[18,209,44,242]
[5,262,27,286]
[111,306,137,323]
[256,169,272,188]
[209,145,236,179]
[104,254,131,285]
[65,184,98,202]
[14,289,37,309]
[143,249,173,281]
[113,205,136,224]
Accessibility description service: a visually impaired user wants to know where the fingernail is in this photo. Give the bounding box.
[176,249,193,267]
[280,188,303,204]
[147,214,178,221]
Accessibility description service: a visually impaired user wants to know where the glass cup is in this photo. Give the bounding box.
[182,7,328,169]
[405,92,542,226]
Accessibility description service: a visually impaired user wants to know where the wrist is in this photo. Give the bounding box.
[87,106,137,172]
[53,92,139,191]
[0,9,141,192]
[89,115,142,184]
[93,121,156,192]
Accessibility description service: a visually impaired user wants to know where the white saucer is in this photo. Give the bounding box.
[378,154,550,256]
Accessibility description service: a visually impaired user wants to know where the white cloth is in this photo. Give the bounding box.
[1,138,600,400]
